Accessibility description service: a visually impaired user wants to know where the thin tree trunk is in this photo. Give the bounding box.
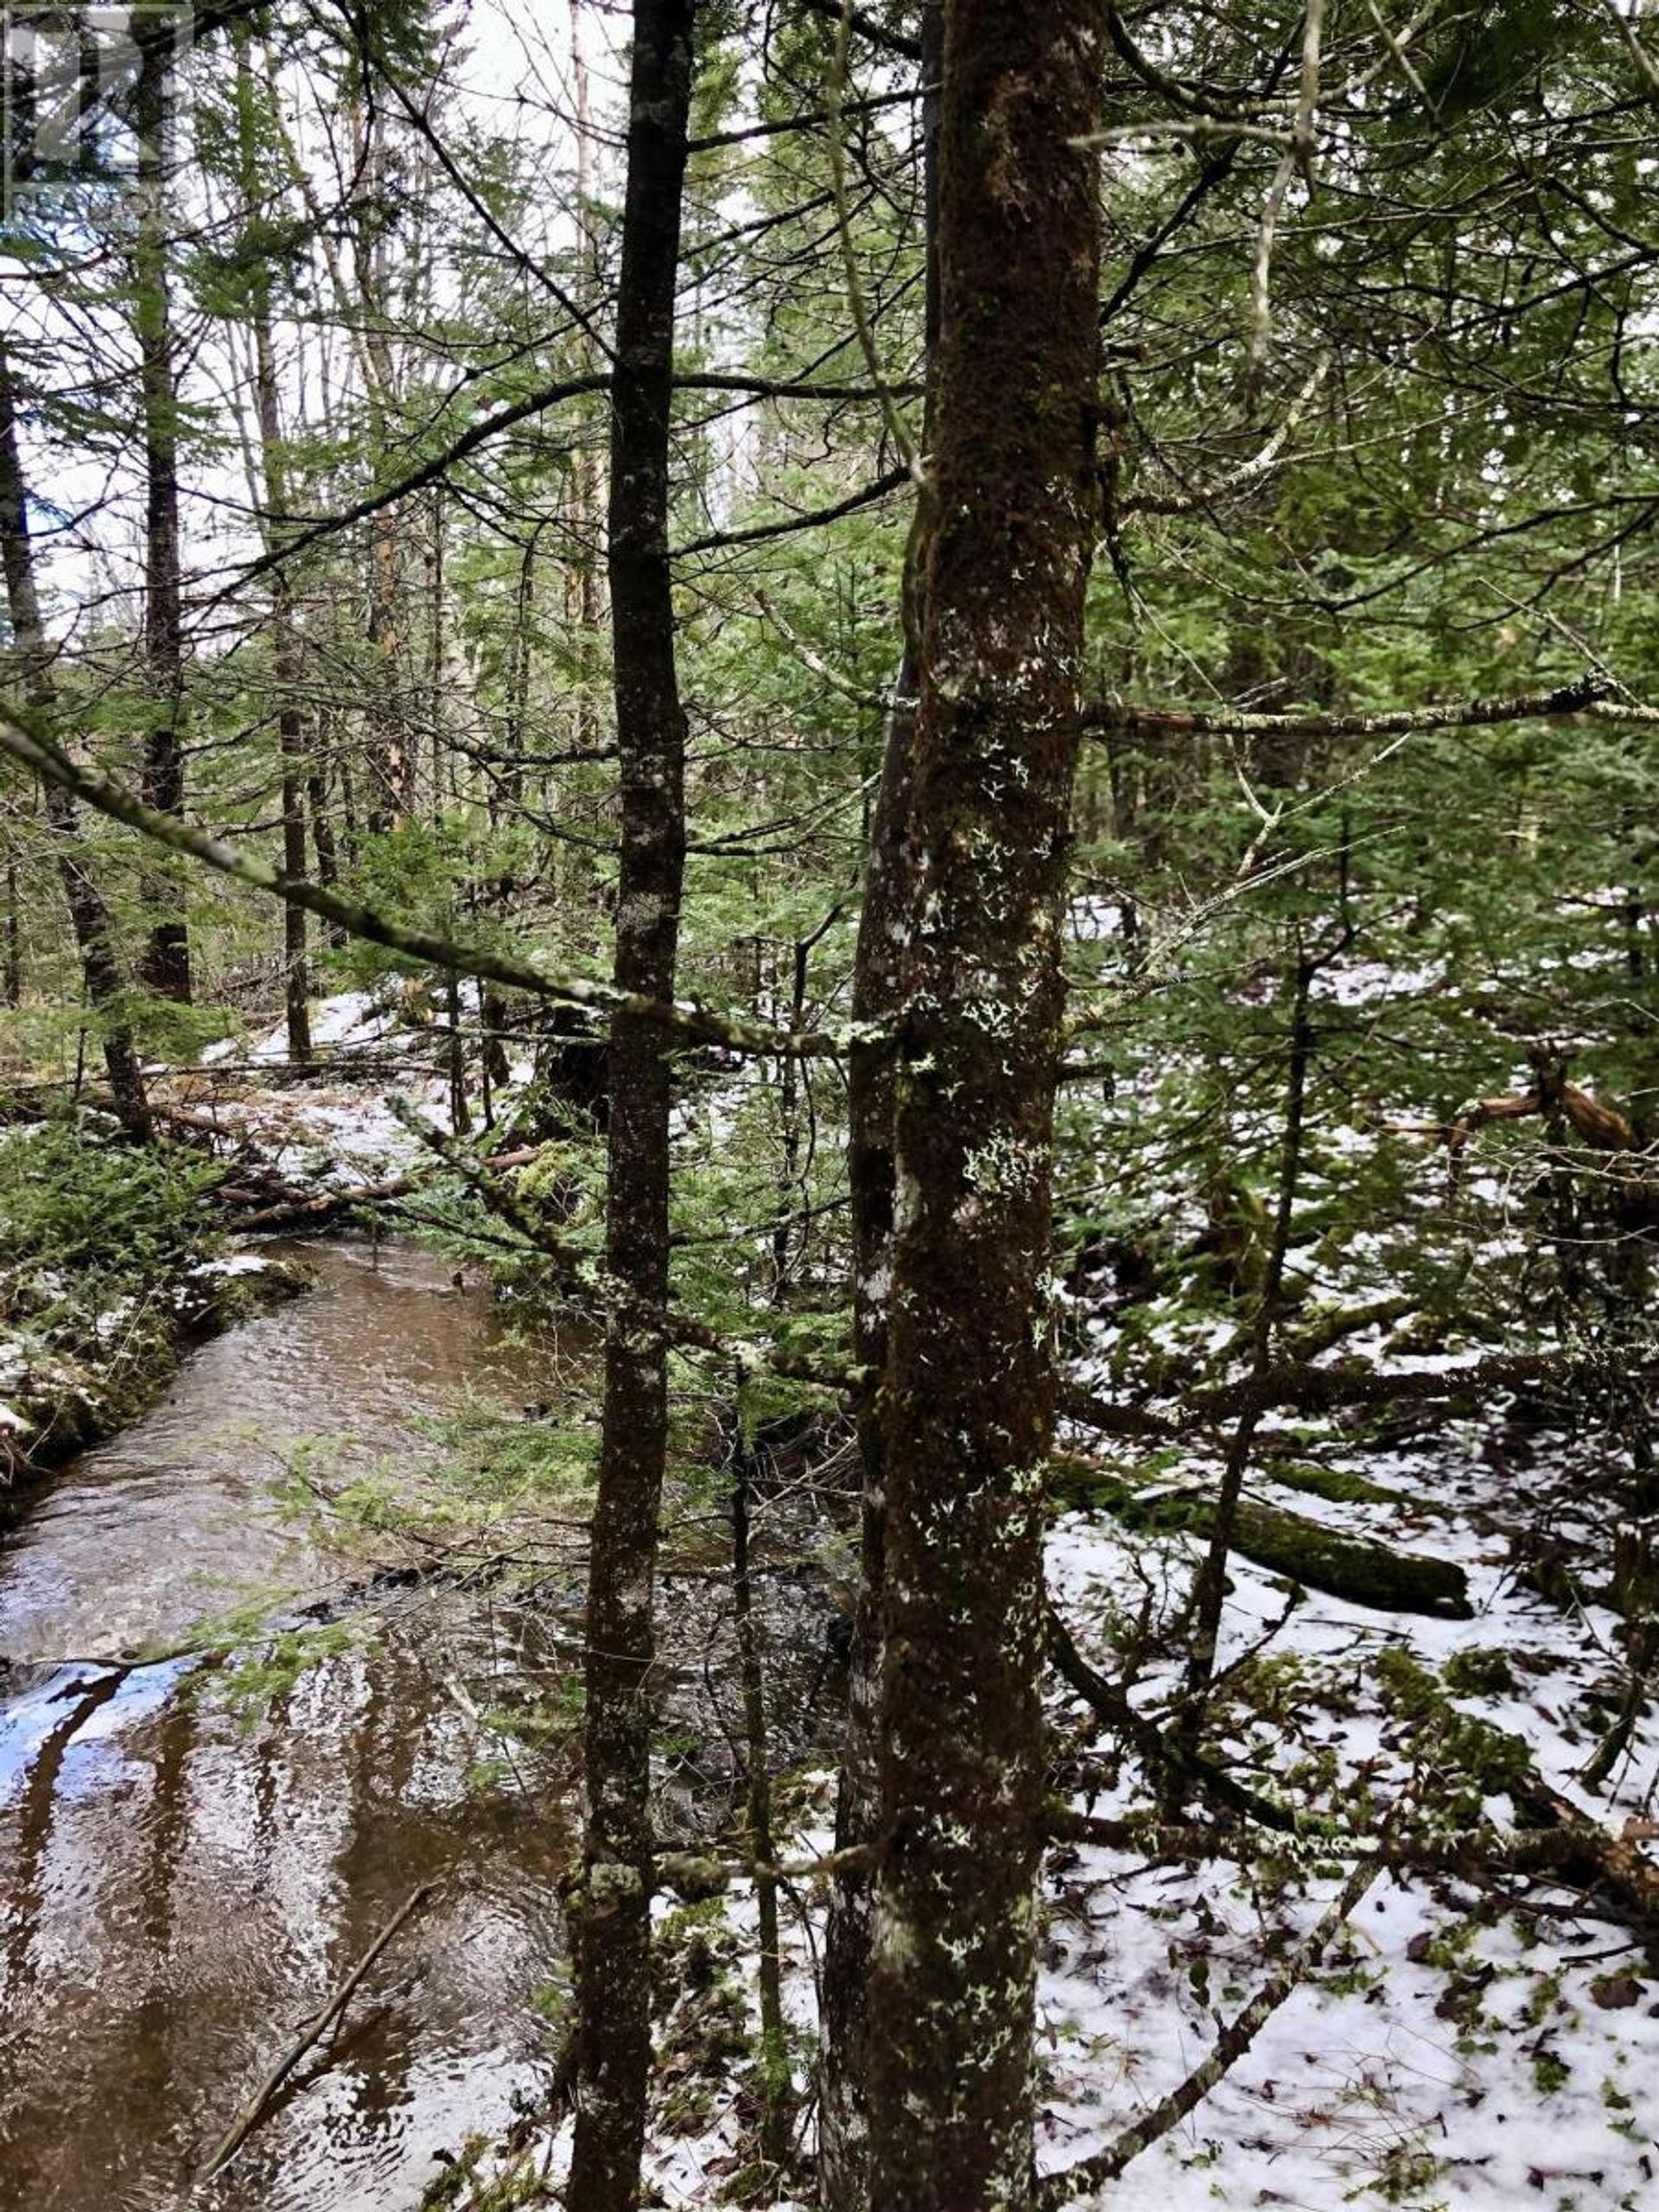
[338,742,359,865]
[817,13,941,2201]
[565,7,696,2208]
[3,830,20,1006]
[236,31,310,1065]
[354,105,410,834]
[570,0,607,761]
[1180,940,1314,1722]
[729,1406,791,2172]
[445,963,470,1135]
[500,522,542,812]
[0,346,152,1141]
[131,12,190,1003]
[308,756,343,940]
[863,8,1103,2207]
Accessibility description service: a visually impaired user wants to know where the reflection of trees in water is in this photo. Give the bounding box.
[0,1625,567,2209]
[3,1667,124,2005]
[129,1684,194,2164]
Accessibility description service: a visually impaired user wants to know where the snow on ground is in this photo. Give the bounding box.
[467,1402,1658,2212]
[187,963,1659,2209]
[1037,1454,1659,2210]
[202,984,455,1067]
[175,983,508,1188]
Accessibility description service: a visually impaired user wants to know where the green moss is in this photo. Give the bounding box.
[1533,2049,1573,2095]
[1376,1646,1535,1813]
[1271,1462,1409,1507]
[1373,2142,1451,2203]
[1056,1461,1471,1618]
[1442,1647,1518,1698]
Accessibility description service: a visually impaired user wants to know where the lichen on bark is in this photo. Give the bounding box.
[859,7,1107,2208]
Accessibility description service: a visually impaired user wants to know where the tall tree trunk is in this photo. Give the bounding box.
[0,347,152,1141]
[863,8,1103,2208]
[569,0,607,761]
[354,105,411,834]
[565,6,696,2208]
[236,32,311,1065]
[131,12,190,1003]
[817,12,942,2203]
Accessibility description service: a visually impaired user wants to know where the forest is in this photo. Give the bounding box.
[0,2,1657,2208]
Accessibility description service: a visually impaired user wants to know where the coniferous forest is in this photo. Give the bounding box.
[3,3,1659,2208]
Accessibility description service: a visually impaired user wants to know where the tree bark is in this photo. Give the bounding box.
[863,7,1103,2207]
[3,831,19,1006]
[569,0,608,763]
[817,11,942,2203]
[353,103,411,834]
[236,32,311,1065]
[565,6,696,2209]
[0,346,151,1141]
[131,12,190,1002]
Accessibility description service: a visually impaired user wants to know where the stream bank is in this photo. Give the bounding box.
[0,1249,309,1498]
[0,1115,315,1500]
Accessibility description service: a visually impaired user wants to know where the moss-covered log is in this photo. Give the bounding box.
[1052,1457,1472,1618]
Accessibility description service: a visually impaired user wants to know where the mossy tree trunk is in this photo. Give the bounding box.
[863,7,1104,2206]
[566,5,696,2208]
[131,14,191,1004]
[817,11,941,2204]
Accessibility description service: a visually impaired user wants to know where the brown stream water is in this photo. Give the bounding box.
[0,1239,575,2212]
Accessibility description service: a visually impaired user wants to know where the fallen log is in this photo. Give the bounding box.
[222,1145,546,1232]
[1511,1776,1659,1934]
[1051,1454,1471,1618]
[1190,1351,1563,1423]
[1059,1351,1575,1445]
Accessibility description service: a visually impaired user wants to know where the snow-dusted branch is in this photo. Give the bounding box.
[1033,1849,1383,2207]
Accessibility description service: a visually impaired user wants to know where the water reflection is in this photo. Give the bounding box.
[0,1240,575,2212]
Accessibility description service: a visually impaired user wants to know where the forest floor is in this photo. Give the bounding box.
[7,980,1657,2209]
[591,1439,1659,2212]
[1032,1447,1659,2210]
[609,935,1659,2211]
[588,1457,1659,2212]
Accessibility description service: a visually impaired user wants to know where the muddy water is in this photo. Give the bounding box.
[0,1240,577,2212]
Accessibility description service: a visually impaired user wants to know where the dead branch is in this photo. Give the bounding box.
[1082,673,1612,742]
[1034,1849,1383,2206]
[200,1882,440,2183]
[1046,1602,1302,1834]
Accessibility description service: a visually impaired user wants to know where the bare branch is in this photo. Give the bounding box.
[676,465,907,557]
[0,708,854,1058]
[1083,673,1616,741]
[1034,1851,1383,2206]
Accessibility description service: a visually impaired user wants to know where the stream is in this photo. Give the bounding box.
[0,1238,575,2212]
